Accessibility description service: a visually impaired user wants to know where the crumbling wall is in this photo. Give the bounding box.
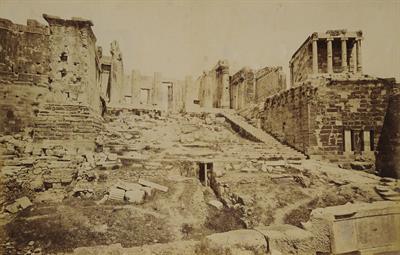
[255,67,286,103]
[0,18,50,81]
[0,18,51,134]
[44,14,101,113]
[263,84,313,154]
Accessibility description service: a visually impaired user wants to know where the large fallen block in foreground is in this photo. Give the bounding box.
[199,229,268,254]
[256,224,315,255]
[303,201,400,254]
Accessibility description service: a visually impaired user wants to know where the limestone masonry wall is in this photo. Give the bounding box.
[255,67,286,102]
[0,18,51,134]
[44,14,101,114]
[262,77,394,162]
[263,84,312,154]
[0,18,50,82]
[0,15,103,146]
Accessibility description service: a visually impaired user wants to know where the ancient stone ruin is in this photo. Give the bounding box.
[0,13,399,255]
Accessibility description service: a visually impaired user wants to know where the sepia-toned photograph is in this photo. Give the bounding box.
[0,0,399,254]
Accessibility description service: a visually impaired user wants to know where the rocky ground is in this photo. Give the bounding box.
[0,111,398,254]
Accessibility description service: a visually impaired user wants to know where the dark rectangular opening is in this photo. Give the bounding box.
[199,163,205,184]
[370,130,374,151]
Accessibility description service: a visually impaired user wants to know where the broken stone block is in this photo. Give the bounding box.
[305,201,400,254]
[125,189,145,204]
[201,229,267,254]
[350,161,374,171]
[138,179,168,192]
[15,196,33,209]
[141,186,154,198]
[31,177,44,191]
[5,203,19,213]
[108,187,125,201]
[95,194,109,205]
[116,181,143,191]
[256,224,315,255]
[85,152,95,167]
[208,200,223,210]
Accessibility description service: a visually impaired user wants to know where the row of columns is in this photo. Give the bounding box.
[312,36,362,74]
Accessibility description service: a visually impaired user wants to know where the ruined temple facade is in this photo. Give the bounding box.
[230,66,286,111]
[197,60,230,109]
[258,30,398,163]
[289,30,363,87]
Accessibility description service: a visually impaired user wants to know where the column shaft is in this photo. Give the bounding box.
[312,38,318,74]
[341,37,348,72]
[357,39,362,73]
[327,38,333,73]
[352,41,358,73]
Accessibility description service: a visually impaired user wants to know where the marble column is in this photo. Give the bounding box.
[341,37,348,72]
[327,37,333,73]
[356,38,363,73]
[312,37,318,74]
[351,40,358,73]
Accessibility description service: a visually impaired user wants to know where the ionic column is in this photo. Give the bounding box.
[312,37,318,74]
[341,37,348,72]
[351,40,358,73]
[356,38,363,73]
[327,37,333,73]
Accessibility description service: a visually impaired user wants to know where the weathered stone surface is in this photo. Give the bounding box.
[207,200,223,210]
[256,224,315,255]
[305,201,400,254]
[124,189,145,204]
[200,229,267,254]
[108,187,125,201]
[138,179,168,192]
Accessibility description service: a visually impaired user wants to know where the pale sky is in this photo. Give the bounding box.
[1,0,399,81]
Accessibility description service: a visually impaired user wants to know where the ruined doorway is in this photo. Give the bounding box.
[160,82,173,111]
[140,89,150,105]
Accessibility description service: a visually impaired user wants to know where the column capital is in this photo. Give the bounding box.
[356,37,363,41]
[311,33,319,41]
[326,37,334,42]
[341,36,348,41]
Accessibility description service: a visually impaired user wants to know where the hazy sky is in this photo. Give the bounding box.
[1,0,399,81]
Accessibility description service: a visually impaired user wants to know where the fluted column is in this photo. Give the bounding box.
[356,38,363,73]
[312,37,318,74]
[341,37,348,72]
[327,37,333,73]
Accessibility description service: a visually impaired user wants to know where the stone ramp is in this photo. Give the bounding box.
[219,111,306,159]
